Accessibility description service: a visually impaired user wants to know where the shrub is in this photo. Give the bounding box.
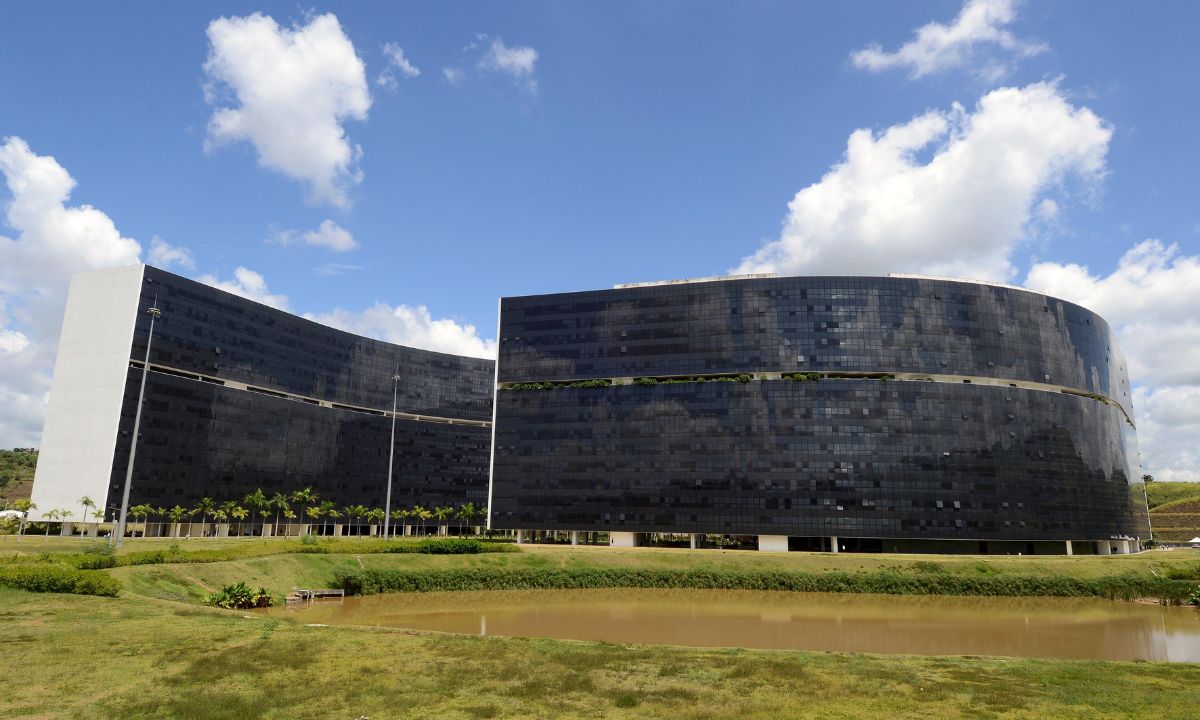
[204,580,273,609]
[633,377,658,386]
[0,564,122,597]
[735,374,753,383]
[1189,586,1200,608]
[332,567,1197,604]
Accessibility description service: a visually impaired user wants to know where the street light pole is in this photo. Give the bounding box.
[383,373,401,539]
[114,300,161,548]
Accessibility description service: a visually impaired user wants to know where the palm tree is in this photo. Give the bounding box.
[244,489,269,537]
[168,505,187,538]
[327,508,343,536]
[12,500,33,542]
[269,492,289,534]
[193,498,216,538]
[154,507,167,537]
[230,506,248,537]
[44,509,59,537]
[319,501,336,536]
[366,508,384,536]
[305,505,322,535]
[282,507,297,532]
[413,506,432,536]
[79,496,96,525]
[433,506,453,537]
[291,487,317,533]
[60,509,73,537]
[390,508,406,537]
[130,504,153,538]
[456,502,477,536]
[211,509,227,537]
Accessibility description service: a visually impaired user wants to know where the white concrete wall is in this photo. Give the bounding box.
[610,531,639,547]
[758,535,789,552]
[29,264,144,521]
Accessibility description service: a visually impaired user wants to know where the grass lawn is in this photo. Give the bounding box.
[1,587,1198,719]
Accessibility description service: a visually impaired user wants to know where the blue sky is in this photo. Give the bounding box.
[1,0,1198,479]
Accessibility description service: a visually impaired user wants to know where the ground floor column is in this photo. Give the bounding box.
[570,531,578,546]
[1065,540,1073,556]
[829,535,839,553]
[516,529,526,544]
[1096,541,1112,555]
[689,533,697,550]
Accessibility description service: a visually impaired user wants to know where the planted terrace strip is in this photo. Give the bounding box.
[333,567,1200,604]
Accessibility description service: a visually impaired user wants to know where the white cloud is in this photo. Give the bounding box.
[0,137,146,446]
[270,219,358,252]
[851,0,1046,79]
[733,81,1110,281]
[313,262,364,277]
[203,12,371,209]
[147,236,196,270]
[308,303,496,359]
[197,267,290,311]
[1026,240,1200,481]
[470,35,539,93]
[377,42,420,91]
[442,67,464,86]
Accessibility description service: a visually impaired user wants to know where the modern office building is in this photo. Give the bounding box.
[489,274,1151,554]
[29,264,494,530]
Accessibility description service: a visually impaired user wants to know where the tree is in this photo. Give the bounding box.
[433,506,453,537]
[413,506,432,536]
[230,506,248,536]
[319,501,336,536]
[12,500,34,542]
[305,505,322,535]
[44,509,59,537]
[366,508,384,535]
[130,504,153,538]
[270,492,289,532]
[390,508,406,537]
[328,508,343,536]
[456,502,477,536]
[60,509,73,536]
[79,495,96,525]
[168,505,187,538]
[244,489,269,536]
[291,487,317,531]
[193,498,216,538]
[1142,474,1155,483]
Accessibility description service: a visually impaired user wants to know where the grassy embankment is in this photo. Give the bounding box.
[1148,481,1200,543]
[1,584,1198,718]
[1,541,1199,718]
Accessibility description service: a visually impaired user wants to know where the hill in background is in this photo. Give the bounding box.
[0,449,37,506]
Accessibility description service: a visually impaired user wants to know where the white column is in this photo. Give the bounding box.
[610,531,639,547]
[516,529,526,544]
[333,523,343,537]
[829,535,839,553]
[689,533,697,550]
[1097,541,1111,555]
[570,531,579,546]
[1065,540,1073,556]
[1119,539,1131,555]
[758,535,788,552]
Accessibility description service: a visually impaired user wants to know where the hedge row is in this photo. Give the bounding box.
[333,567,1200,604]
[44,537,518,570]
[0,564,122,597]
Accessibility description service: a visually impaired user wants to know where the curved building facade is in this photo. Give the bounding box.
[31,264,493,525]
[489,274,1150,553]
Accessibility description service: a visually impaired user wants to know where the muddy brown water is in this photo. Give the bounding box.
[263,589,1200,662]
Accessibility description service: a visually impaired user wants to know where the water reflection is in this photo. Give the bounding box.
[265,589,1200,662]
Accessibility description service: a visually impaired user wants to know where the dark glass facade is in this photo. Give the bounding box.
[104,266,493,514]
[490,275,1151,542]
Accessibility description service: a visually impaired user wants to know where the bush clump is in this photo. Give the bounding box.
[332,567,1198,604]
[0,564,122,597]
[203,580,273,609]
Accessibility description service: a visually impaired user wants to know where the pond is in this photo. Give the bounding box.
[265,589,1200,662]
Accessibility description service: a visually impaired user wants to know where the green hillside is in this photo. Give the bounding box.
[0,449,37,505]
[1145,481,1200,542]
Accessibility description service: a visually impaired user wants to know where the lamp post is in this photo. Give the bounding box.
[383,373,401,539]
[114,300,161,548]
